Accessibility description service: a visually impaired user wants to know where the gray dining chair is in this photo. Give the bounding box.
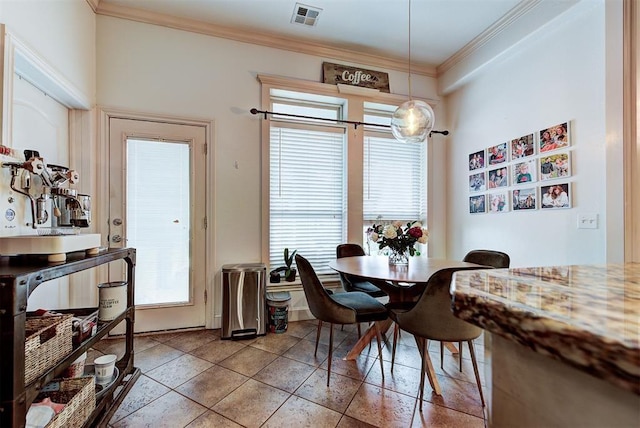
[296,254,388,386]
[462,249,510,269]
[436,249,510,370]
[388,268,485,410]
[336,244,387,298]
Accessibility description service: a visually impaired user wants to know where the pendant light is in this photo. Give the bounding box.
[390,0,435,143]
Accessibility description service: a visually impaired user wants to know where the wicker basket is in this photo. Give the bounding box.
[34,376,96,428]
[25,314,73,384]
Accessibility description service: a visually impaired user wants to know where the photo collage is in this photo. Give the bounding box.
[468,122,572,214]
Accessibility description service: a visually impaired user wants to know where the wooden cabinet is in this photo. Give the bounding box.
[0,248,140,427]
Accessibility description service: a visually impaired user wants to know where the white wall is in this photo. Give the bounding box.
[95,16,440,325]
[445,0,621,267]
[0,0,96,105]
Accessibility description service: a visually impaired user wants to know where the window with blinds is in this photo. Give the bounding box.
[363,108,426,226]
[269,105,346,275]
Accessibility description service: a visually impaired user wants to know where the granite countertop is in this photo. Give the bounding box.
[451,263,640,395]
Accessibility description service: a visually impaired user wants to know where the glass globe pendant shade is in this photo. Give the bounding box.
[390,100,435,143]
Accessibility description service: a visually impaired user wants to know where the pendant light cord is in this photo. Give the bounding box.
[408,0,412,101]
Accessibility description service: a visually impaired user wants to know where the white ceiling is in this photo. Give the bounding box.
[96,0,524,72]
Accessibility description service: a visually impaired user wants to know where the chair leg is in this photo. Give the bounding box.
[459,341,463,372]
[418,337,427,412]
[327,323,334,386]
[440,341,444,369]
[391,323,399,372]
[467,340,485,407]
[314,320,322,357]
[373,321,385,381]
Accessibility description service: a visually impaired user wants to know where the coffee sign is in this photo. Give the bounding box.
[322,62,390,93]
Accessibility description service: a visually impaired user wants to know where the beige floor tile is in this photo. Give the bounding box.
[145,354,213,388]
[321,353,377,382]
[285,320,319,338]
[381,341,423,369]
[295,368,362,413]
[253,356,315,392]
[176,365,248,407]
[346,383,416,427]
[336,415,378,428]
[283,336,330,367]
[189,338,246,363]
[109,374,171,423]
[263,395,342,428]
[135,343,184,373]
[364,359,422,398]
[112,390,207,428]
[411,401,485,428]
[92,335,160,360]
[146,330,183,343]
[249,332,301,355]
[218,346,278,377]
[185,410,243,427]
[163,329,220,352]
[432,350,486,385]
[421,373,484,418]
[212,379,290,428]
[304,323,352,346]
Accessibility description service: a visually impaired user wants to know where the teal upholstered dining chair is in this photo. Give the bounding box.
[296,253,388,386]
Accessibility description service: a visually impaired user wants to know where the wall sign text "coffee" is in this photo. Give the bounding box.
[322,62,390,93]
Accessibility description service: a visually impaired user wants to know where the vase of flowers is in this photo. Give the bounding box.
[367,221,429,266]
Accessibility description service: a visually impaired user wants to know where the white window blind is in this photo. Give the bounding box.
[269,125,346,275]
[363,134,426,222]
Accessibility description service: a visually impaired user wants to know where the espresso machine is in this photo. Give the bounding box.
[0,148,100,261]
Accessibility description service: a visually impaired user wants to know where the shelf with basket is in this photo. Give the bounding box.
[0,247,140,428]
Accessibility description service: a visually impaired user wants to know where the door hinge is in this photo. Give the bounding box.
[204,143,208,155]
[204,289,207,304]
[203,216,208,229]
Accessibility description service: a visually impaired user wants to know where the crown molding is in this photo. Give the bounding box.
[85,0,100,13]
[94,1,437,78]
[437,0,543,75]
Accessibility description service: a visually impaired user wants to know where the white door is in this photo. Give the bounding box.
[108,118,207,332]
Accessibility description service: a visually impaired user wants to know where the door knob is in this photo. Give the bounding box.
[112,235,122,243]
[113,218,123,226]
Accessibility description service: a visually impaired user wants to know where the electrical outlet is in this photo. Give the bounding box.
[577,213,598,229]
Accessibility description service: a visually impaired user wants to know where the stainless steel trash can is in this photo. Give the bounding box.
[221,263,266,339]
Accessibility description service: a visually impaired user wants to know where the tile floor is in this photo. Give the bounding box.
[91,321,487,428]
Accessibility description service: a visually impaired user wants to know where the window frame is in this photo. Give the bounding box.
[259,74,432,280]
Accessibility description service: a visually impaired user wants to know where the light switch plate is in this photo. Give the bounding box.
[577,213,598,229]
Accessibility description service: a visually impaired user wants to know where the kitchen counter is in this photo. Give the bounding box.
[451,263,640,427]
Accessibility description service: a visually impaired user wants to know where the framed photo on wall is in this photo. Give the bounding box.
[487,142,508,165]
[469,171,486,192]
[512,159,537,185]
[488,166,509,189]
[540,182,571,209]
[469,150,485,171]
[510,134,535,159]
[488,192,509,213]
[469,195,486,214]
[539,122,570,153]
[539,152,571,181]
[512,187,537,210]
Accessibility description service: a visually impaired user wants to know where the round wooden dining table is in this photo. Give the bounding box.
[328,255,488,360]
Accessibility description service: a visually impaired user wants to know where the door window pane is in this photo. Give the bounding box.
[127,139,191,305]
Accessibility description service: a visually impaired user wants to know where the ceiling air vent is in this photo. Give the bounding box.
[291,3,322,27]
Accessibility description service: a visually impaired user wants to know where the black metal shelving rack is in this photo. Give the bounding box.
[0,247,140,428]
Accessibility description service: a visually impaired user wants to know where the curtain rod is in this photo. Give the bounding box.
[250,108,450,137]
